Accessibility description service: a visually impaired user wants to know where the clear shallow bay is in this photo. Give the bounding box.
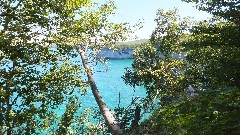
[55,59,146,117]
[81,59,146,110]
[40,59,146,134]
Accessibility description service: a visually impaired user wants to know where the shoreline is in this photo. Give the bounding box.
[97,48,134,60]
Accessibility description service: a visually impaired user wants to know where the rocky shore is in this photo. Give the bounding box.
[97,48,134,60]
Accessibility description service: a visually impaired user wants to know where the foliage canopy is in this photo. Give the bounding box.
[0,0,132,134]
[124,0,240,134]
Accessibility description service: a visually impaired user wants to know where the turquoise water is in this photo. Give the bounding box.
[81,59,146,109]
[4,59,147,134]
[40,59,146,134]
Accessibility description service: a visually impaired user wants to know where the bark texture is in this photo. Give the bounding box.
[78,49,122,134]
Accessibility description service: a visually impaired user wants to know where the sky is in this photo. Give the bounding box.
[95,0,212,40]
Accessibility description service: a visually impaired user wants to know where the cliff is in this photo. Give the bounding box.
[97,48,134,60]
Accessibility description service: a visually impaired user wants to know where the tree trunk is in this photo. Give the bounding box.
[78,49,122,134]
[131,105,141,129]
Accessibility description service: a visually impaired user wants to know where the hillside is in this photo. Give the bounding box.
[106,39,149,49]
[115,39,149,49]
[97,39,149,59]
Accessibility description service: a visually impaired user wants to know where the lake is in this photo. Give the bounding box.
[4,58,147,134]
[39,59,147,134]
[80,59,146,109]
